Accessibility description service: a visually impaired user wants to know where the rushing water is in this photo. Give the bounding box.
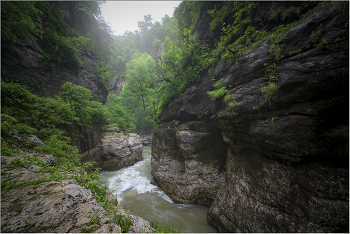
[99,146,216,233]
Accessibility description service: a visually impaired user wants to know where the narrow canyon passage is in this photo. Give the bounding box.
[99,146,216,233]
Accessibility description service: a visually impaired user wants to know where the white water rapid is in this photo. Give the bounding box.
[98,146,216,233]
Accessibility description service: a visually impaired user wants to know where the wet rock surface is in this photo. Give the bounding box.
[152,123,228,207]
[82,128,143,171]
[152,3,348,233]
[141,135,152,146]
[1,42,108,104]
[1,154,154,233]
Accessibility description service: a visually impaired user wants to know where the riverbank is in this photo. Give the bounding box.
[1,153,154,233]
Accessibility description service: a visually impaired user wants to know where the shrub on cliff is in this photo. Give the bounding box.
[1,81,109,153]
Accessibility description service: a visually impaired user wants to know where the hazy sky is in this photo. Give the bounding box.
[100,1,182,36]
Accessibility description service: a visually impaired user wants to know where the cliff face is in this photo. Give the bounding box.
[1,43,108,104]
[151,2,348,232]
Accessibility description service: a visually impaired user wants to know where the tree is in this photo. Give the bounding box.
[124,53,158,112]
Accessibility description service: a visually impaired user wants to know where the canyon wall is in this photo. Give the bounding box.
[151,2,348,232]
[1,44,108,104]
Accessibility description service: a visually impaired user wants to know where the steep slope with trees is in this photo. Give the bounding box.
[1,1,113,103]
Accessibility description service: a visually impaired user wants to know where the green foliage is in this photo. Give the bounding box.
[94,63,115,90]
[106,94,135,130]
[154,29,211,122]
[61,82,109,126]
[1,114,17,137]
[228,100,240,109]
[25,156,46,167]
[223,26,267,61]
[117,53,158,128]
[113,212,133,233]
[10,158,26,168]
[261,82,278,100]
[1,176,50,191]
[2,1,114,76]
[207,78,227,100]
[271,115,280,121]
[223,94,232,103]
[1,1,43,61]
[124,53,158,111]
[174,1,204,34]
[150,220,182,233]
[35,131,80,165]
[1,81,78,139]
[1,138,15,157]
[207,87,228,100]
[271,5,302,22]
[209,2,258,62]
[261,62,278,100]
[1,1,43,44]
[330,1,349,19]
[38,32,83,71]
[1,81,108,161]
[12,123,37,135]
[81,225,100,233]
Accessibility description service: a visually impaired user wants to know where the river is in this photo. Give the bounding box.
[98,146,216,233]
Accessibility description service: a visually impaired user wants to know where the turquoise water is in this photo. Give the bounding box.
[99,146,216,233]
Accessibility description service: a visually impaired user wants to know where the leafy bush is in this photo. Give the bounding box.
[106,94,135,130]
[61,82,109,127]
[1,114,17,137]
[261,82,278,100]
[1,139,15,157]
[35,131,80,165]
[94,63,115,90]
[150,220,181,233]
[12,123,37,135]
[207,78,227,100]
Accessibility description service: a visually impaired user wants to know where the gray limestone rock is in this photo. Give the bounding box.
[82,132,143,171]
[151,2,349,232]
[1,154,154,233]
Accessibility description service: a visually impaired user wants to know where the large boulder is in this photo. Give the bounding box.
[82,132,143,171]
[151,2,348,233]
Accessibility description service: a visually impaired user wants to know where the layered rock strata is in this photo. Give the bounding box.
[151,3,348,232]
[1,154,153,233]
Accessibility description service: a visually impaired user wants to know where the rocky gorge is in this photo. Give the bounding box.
[1,1,349,233]
[151,2,349,233]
